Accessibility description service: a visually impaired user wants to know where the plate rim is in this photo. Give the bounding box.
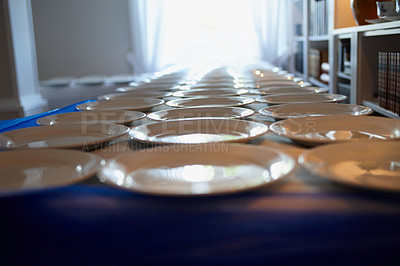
[166,96,255,108]
[298,141,400,192]
[269,115,400,145]
[36,110,146,126]
[129,118,269,145]
[98,143,296,197]
[147,106,255,121]
[256,93,348,104]
[76,98,165,111]
[0,123,130,149]
[0,149,104,196]
[259,103,373,119]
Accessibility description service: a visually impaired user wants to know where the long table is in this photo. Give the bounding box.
[1,98,400,266]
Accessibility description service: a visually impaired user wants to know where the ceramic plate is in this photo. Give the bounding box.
[117,85,173,92]
[172,89,248,97]
[98,92,171,100]
[166,97,254,108]
[270,115,400,146]
[0,123,130,149]
[365,18,388,24]
[259,103,373,119]
[76,98,164,112]
[257,93,347,104]
[256,86,328,95]
[37,110,146,126]
[0,149,103,196]
[383,15,400,21]
[299,141,400,192]
[129,118,269,144]
[147,107,254,121]
[98,144,295,196]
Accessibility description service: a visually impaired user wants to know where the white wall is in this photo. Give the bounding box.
[31,0,132,80]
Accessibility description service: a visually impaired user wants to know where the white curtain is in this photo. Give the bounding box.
[252,0,292,68]
[127,0,165,75]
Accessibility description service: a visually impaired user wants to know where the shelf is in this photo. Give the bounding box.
[337,72,351,80]
[309,35,329,41]
[363,28,400,37]
[363,100,400,119]
[332,20,400,35]
[309,77,329,88]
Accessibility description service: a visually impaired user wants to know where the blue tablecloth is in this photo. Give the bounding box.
[0,100,94,133]
[1,101,400,266]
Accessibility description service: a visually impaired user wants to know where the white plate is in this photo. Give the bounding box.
[257,93,347,104]
[118,85,173,92]
[259,103,373,119]
[0,123,130,149]
[365,18,388,24]
[37,110,146,126]
[98,92,171,100]
[172,89,248,97]
[147,107,254,121]
[383,15,400,21]
[0,149,103,196]
[270,115,400,146]
[166,97,255,108]
[256,87,328,95]
[129,118,269,144]
[98,144,296,196]
[76,99,164,112]
[299,141,400,192]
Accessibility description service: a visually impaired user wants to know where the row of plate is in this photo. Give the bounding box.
[2,113,400,149]
[1,140,399,196]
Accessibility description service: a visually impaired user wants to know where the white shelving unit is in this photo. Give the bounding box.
[333,20,400,118]
[290,0,400,119]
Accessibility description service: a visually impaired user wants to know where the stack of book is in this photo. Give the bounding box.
[378,52,400,115]
[309,0,328,36]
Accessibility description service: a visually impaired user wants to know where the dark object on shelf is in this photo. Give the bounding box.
[350,0,379,25]
[337,82,350,104]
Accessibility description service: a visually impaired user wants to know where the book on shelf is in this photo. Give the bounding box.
[308,48,328,83]
[309,0,328,36]
[378,51,400,115]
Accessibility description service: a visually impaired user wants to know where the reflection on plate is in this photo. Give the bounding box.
[166,96,254,108]
[270,115,400,146]
[259,103,373,119]
[256,87,328,95]
[37,110,146,126]
[147,107,254,121]
[257,93,347,104]
[99,144,295,196]
[0,123,130,149]
[76,99,164,111]
[129,118,269,144]
[299,141,400,192]
[172,89,248,97]
[0,149,103,196]
[98,92,171,100]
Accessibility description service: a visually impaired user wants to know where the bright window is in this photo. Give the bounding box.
[160,0,261,68]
